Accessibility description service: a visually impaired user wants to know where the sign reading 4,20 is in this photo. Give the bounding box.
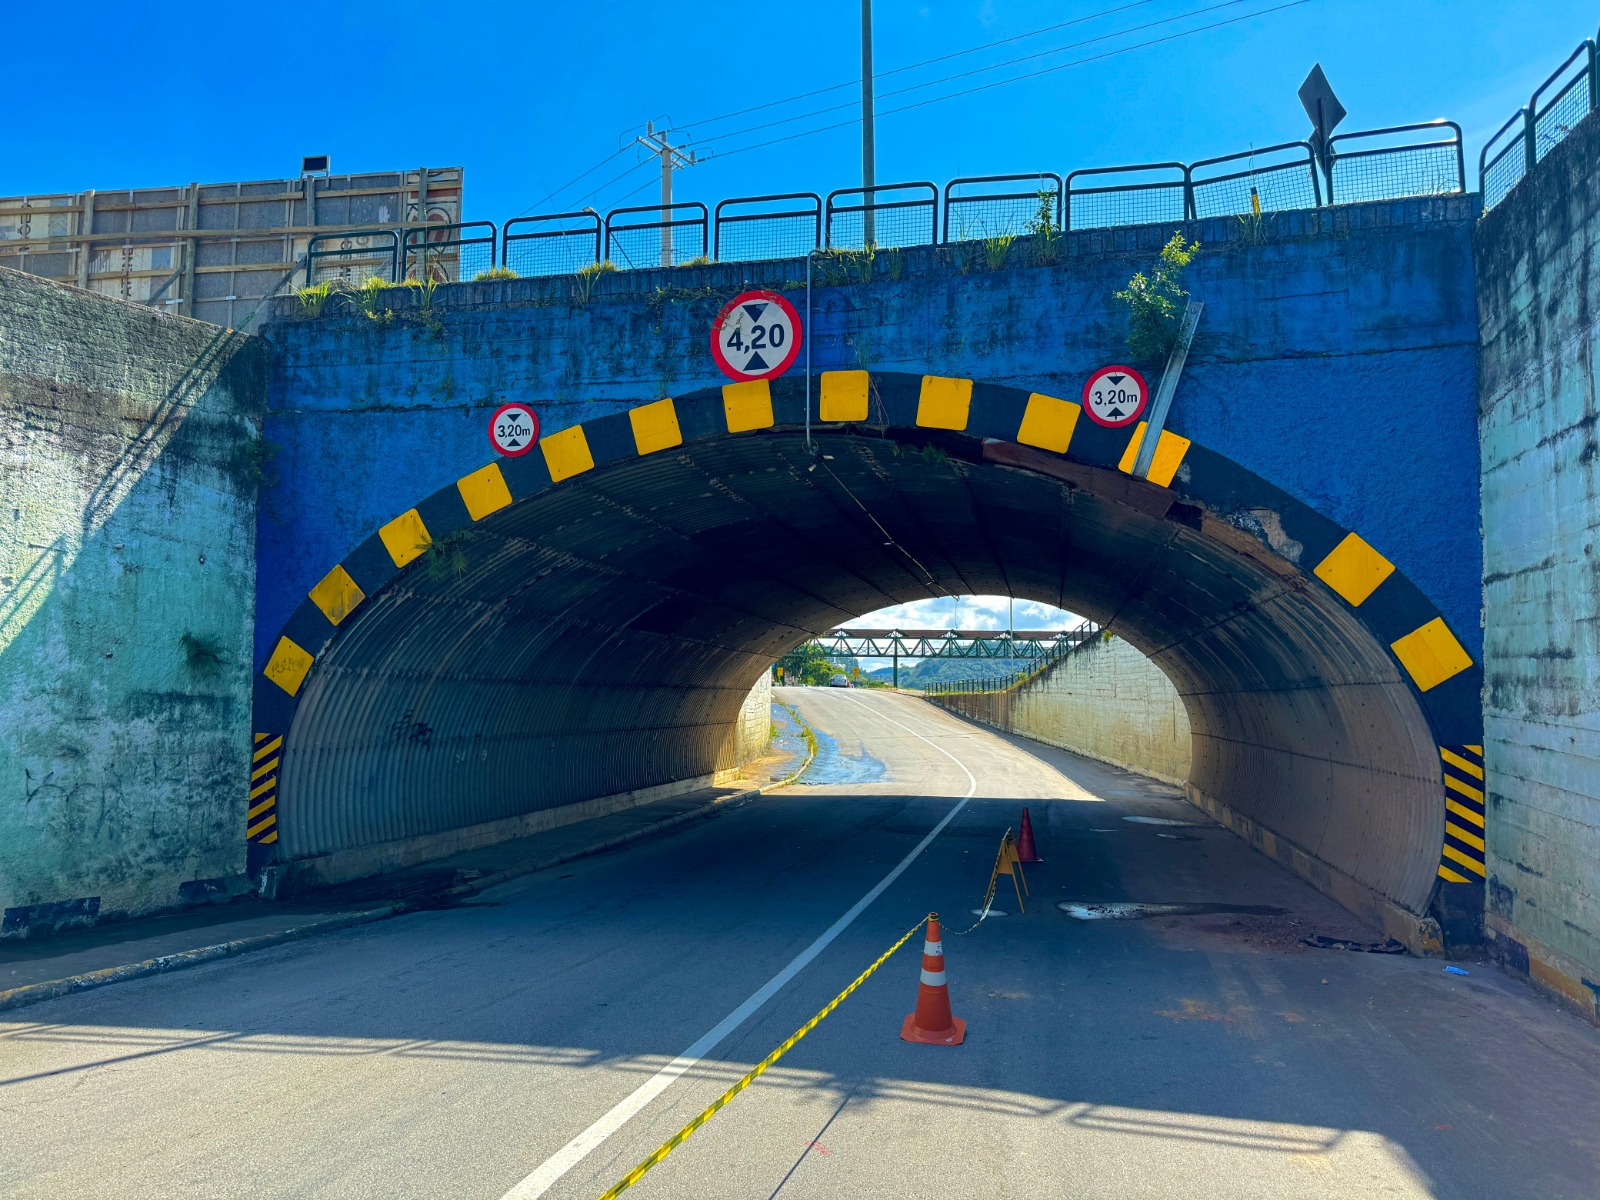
[711,290,803,383]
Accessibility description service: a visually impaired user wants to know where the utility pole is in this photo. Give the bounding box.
[861,0,877,247]
[636,123,696,266]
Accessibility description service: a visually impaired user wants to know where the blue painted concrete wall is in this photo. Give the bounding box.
[255,195,1481,667]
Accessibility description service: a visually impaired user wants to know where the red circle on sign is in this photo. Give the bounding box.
[710,289,803,382]
[1081,365,1149,429]
[488,402,540,457]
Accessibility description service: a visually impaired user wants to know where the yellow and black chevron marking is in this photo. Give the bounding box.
[248,732,281,845]
[1438,744,1485,882]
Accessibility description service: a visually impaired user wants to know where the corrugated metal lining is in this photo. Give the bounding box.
[277,423,1444,913]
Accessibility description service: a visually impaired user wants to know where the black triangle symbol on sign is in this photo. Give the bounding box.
[742,302,769,321]
[503,436,522,447]
[1105,407,1125,420]
[1108,374,1126,385]
[745,350,770,371]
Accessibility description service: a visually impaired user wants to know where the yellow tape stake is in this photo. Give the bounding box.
[950,829,1022,934]
[595,917,930,1200]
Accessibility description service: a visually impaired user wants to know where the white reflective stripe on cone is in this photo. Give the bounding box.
[924,940,944,957]
[920,969,947,986]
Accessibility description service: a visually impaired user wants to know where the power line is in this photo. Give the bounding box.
[513,144,633,219]
[695,0,1257,150]
[677,0,1160,133]
[711,0,1314,164]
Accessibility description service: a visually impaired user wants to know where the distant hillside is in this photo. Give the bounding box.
[867,657,1037,688]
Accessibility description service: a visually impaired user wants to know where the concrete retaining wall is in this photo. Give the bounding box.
[0,268,266,934]
[1475,109,1600,1020]
[929,635,1191,785]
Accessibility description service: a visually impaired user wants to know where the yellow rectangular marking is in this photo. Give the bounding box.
[819,370,870,422]
[1313,532,1396,607]
[1390,618,1473,692]
[1446,821,1487,852]
[1445,797,1485,828]
[1441,843,1487,876]
[1437,864,1472,884]
[308,563,366,626]
[262,830,278,844]
[248,796,275,819]
[1464,744,1483,755]
[1016,393,1080,454]
[254,732,270,744]
[1445,773,1485,803]
[629,397,683,455]
[1116,423,1192,488]
[263,636,313,698]
[457,462,513,521]
[541,424,595,482]
[722,379,774,433]
[247,813,278,839]
[250,756,279,782]
[379,509,431,568]
[249,777,276,801]
[916,376,972,430]
[1441,747,1484,780]
[252,735,283,762]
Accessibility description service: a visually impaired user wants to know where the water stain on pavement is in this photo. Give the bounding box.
[1059,901,1287,920]
[798,727,889,785]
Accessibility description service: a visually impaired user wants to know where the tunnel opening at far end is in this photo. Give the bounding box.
[260,374,1476,941]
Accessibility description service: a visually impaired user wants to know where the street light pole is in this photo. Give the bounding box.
[861,0,877,247]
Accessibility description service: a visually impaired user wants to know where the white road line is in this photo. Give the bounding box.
[498,692,978,1200]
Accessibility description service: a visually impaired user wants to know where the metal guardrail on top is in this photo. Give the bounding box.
[300,119,1470,288]
[1481,34,1598,211]
[921,620,1103,695]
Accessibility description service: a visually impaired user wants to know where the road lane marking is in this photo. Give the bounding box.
[499,692,977,1200]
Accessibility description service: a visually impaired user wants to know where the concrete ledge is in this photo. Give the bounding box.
[1485,912,1600,1026]
[284,772,728,891]
[1187,784,1443,957]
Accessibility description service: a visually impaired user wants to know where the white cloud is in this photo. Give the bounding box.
[843,594,1081,631]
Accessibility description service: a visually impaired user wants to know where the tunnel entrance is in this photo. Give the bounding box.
[252,372,1482,945]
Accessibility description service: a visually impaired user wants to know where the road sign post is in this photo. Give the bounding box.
[711,290,803,382]
[488,402,540,457]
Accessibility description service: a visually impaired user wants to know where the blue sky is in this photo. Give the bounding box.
[9,1,1595,222]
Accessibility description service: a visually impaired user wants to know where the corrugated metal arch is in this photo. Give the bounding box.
[251,372,1482,920]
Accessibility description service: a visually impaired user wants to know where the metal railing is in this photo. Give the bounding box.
[942,174,1063,242]
[922,620,1102,695]
[502,210,602,277]
[714,193,822,262]
[305,229,399,286]
[1189,141,1321,219]
[826,182,938,249]
[1327,121,1464,205]
[605,201,708,269]
[1481,34,1598,210]
[1066,162,1189,230]
[403,221,497,283]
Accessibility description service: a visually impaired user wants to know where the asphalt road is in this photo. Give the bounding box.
[4,688,1598,1200]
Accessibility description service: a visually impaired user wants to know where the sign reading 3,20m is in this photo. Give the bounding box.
[1081,364,1149,429]
[710,290,803,383]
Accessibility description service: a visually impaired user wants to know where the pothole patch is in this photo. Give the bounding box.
[1058,901,1287,920]
[1123,815,1201,827]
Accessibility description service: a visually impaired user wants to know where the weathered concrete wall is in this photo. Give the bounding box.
[254,197,1481,672]
[1475,110,1600,1019]
[0,267,265,934]
[732,674,774,767]
[929,635,1191,785]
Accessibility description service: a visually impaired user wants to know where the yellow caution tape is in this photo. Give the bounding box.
[595,916,930,1200]
[949,828,1024,935]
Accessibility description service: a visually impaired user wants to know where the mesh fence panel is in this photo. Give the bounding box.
[944,195,1055,241]
[1534,71,1592,161]
[1191,162,1319,218]
[504,228,598,277]
[826,188,937,249]
[1331,143,1460,204]
[307,236,395,287]
[1481,140,1528,210]
[1065,184,1186,230]
[607,221,707,270]
[714,213,819,262]
[406,239,495,282]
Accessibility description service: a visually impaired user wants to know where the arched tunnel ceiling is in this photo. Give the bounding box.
[255,373,1483,919]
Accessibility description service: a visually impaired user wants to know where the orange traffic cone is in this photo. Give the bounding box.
[1017,807,1042,863]
[900,913,966,1046]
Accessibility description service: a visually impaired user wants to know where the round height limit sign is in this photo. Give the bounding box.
[1081,364,1149,428]
[488,402,540,457]
[710,290,802,382]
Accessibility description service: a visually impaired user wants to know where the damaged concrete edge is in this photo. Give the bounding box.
[0,785,771,1016]
[1484,911,1600,1026]
[1186,784,1444,957]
